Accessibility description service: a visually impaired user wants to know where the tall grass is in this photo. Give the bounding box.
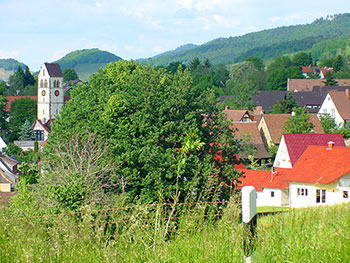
[0,200,244,263]
[1,202,350,262]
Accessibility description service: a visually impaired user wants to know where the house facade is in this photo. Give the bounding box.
[238,169,289,207]
[273,133,346,168]
[318,90,350,127]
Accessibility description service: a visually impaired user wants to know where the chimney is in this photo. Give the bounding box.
[327,141,335,150]
[346,89,350,100]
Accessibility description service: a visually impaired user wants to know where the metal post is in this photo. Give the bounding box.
[242,186,257,263]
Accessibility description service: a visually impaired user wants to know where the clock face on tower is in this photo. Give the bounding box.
[41,90,46,96]
[54,90,60,96]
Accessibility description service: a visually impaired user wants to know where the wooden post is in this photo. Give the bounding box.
[242,186,257,263]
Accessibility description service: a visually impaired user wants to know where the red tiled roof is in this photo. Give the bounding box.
[283,133,346,165]
[285,146,350,184]
[5,96,37,112]
[238,168,290,191]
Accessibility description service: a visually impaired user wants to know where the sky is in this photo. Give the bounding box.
[0,0,349,70]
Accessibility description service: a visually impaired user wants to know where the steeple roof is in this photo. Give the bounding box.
[44,63,63,77]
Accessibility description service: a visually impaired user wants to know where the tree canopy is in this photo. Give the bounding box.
[283,108,314,134]
[44,60,245,207]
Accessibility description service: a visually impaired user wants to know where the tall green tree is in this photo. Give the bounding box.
[63,68,79,81]
[8,98,37,141]
[44,60,246,205]
[0,81,8,138]
[19,119,35,141]
[323,71,338,86]
[271,92,298,113]
[283,107,314,133]
[267,66,303,90]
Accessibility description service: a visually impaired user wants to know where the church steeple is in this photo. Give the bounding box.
[37,63,64,122]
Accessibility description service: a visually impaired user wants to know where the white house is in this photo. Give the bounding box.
[318,90,350,127]
[273,133,346,168]
[238,168,290,207]
[285,144,350,208]
[0,136,6,152]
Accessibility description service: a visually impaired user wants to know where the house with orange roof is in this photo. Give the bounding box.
[238,142,350,208]
[238,168,290,207]
[318,89,350,127]
[287,78,350,92]
[223,109,254,123]
[222,110,270,159]
[285,143,350,208]
[273,133,346,168]
[258,113,324,148]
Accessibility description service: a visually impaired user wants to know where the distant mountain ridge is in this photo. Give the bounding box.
[0,59,27,81]
[140,13,350,67]
[54,48,123,80]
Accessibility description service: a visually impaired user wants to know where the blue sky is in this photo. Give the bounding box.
[0,0,349,70]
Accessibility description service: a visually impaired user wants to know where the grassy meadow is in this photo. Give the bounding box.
[0,201,350,262]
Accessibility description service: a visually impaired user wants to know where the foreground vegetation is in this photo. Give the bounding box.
[1,199,350,262]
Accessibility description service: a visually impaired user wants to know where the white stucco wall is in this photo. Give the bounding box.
[273,136,292,168]
[37,65,64,121]
[289,176,350,208]
[0,183,11,192]
[256,188,289,207]
[318,94,344,126]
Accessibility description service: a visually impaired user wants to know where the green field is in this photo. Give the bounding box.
[1,201,349,262]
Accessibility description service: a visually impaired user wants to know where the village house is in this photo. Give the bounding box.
[285,144,350,208]
[223,110,270,160]
[287,78,350,92]
[258,113,324,148]
[273,133,346,168]
[0,152,19,192]
[318,90,350,127]
[239,142,350,208]
[238,168,289,207]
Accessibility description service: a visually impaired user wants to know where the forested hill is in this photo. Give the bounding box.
[0,59,27,81]
[54,48,123,80]
[139,13,350,67]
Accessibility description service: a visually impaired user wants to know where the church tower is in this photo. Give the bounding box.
[37,63,64,122]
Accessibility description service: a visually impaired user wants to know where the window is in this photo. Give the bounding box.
[343,191,348,198]
[316,189,326,203]
[297,188,308,196]
[34,130,43,141]
[44,79,48,88]
[40,79,43,88]
[331,109,335,117]
[271,191,275,197]
[43,69,45,76]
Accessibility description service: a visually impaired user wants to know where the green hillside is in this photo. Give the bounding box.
[0,59,28,81]
[55,48,123,80]
[141,13,350,66]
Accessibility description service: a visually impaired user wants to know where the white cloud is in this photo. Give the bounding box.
[152,45,165,53]
[269,16,281,22]
[174,0,194,9]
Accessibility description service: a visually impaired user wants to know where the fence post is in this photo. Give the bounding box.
[242,186,257,263]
